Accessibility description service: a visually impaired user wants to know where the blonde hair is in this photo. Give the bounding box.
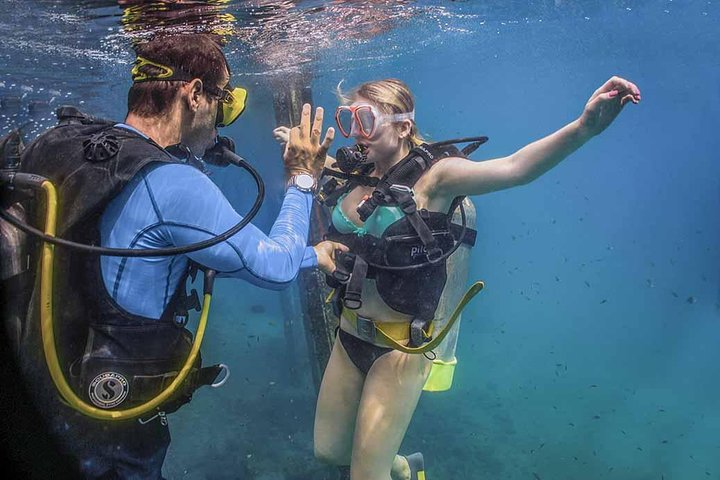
[336,78,425,147]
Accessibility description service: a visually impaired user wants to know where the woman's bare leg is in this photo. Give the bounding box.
[350,350,431,480]
[314,335,366,465]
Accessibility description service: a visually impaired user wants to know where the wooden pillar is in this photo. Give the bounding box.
[272,79,336,392]
[272,77,348,480]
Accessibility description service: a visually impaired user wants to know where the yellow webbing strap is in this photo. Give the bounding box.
[343,281,484,354]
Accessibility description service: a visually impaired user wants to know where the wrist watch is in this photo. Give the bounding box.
[287,173,316,193]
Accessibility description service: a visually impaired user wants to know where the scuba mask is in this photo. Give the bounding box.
[131,56,247,128]
[335,104,415,139]
[204,84,247,128]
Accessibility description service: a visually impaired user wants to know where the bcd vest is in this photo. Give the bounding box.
[16,107,220,415]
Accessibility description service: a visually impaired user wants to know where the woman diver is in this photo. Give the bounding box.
[274,75,641,480]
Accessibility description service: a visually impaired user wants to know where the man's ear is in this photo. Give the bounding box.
[186,79,204,112]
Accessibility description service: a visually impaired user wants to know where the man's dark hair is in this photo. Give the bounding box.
[128,34,229,117]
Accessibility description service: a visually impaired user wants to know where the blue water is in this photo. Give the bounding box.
[2,1,719,479]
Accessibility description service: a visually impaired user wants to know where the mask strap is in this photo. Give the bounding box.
[388,110,415,122]
[131,56,193,83]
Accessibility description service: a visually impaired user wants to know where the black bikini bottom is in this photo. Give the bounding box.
[337,328,393,375]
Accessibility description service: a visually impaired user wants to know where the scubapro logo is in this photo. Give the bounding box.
[88,372,129,409]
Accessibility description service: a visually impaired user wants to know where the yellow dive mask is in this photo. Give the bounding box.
[131,56,247,128]
[204,84,247,128]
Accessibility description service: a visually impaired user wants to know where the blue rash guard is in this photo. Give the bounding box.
[99,126,317,319]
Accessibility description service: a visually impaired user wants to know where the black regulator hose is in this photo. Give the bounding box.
[0,143,264,257]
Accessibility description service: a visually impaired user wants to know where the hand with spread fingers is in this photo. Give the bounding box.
[283,104,335,179]
[313,240,349,275]
[579,76,642,137]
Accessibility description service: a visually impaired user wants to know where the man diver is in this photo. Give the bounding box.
[5,33,340,479]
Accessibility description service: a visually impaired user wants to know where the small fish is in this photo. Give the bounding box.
[600,299,607,304]
[532,473,542,480]
[671,291,679,298]
[590,384,598,388]
[250,304,266,314]
[568,422,575,427]
[592,415,601,420]
[686,296,697,304]
[585,281,591,288]
[636,447,643,451]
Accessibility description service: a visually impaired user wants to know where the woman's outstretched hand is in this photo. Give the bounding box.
[579,76,641,137]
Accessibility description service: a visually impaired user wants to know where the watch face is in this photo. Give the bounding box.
[296,174,315,189]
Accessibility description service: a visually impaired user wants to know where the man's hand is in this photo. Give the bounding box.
[313,240,349,275]
[579,76,641,137]
[283,104,334,178]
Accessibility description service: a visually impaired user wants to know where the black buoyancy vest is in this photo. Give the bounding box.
[17,110,211,413]
[324,141,480,321]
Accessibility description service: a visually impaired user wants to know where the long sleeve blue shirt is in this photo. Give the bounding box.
[99,130,317,319]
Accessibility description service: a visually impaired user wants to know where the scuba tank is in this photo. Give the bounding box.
[423,196,476,391]
[0,129,33,354]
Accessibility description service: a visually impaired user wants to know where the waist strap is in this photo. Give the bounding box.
[342,280,485,354]
[342,308,418,347]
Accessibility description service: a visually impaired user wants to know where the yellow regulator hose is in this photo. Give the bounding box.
[39,180,211,420]
[375,281,485,354]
